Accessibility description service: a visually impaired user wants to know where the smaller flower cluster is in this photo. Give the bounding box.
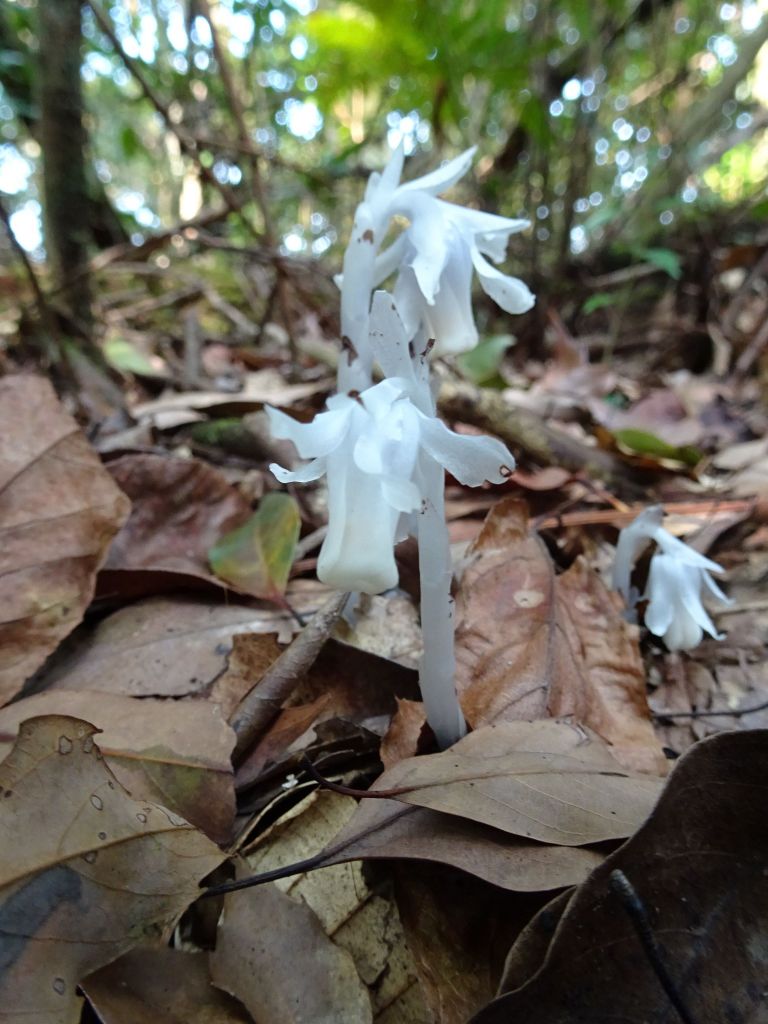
[268,376,514,594]
[612,506,731,652]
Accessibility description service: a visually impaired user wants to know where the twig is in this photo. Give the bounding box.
[652,698,768,721]
[229,590,349,762]
[609,869,698,1024]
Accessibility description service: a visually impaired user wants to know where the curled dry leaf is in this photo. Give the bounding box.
[0,375,130,705]
[455,499,666,774]
[82,948,251,1024]
[470,729,768,1024]
[0,692,236,843]
[367,720,661,846]
[0,716,224,1024]
[211,868,373,1024]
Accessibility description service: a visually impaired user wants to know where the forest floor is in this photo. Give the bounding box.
[1,227,767,1023]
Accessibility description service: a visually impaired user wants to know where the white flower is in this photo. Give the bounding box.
[340,145,535,361]
[612,506,731,651]
[267,377,514,594]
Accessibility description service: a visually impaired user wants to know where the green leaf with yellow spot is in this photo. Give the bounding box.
[208,493,301,603]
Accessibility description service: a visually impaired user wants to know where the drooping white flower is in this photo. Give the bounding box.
[338,144,534,376]
[612,506,731,651]
[267,377,515,595]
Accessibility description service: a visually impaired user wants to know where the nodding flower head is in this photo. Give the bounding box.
[267,378,515,594]
[340,145,535,362]
[612,506,732,652]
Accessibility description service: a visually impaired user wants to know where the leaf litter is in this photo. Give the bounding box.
[3,246,768,1024]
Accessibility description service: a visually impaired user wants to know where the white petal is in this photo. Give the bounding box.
[652,528,725,575]
[359,377,409,418]
[611,506,663,602]
[379,141,405,196]
[398,146,476,197]
[266,404,351,459]
[382,475,422,512]
[417,413,515,485]
[318,457,400,595]
[471,245,536,314]
[269,457,326,484]
[643,554,678,637]
[393,266,426,341]
[702,571,732,605]
[442,200,530,241]
[476,223,530,263]
[391,192,449,303]
[663,607,703,652]
[424,234,478,355]
[368,290,416,380]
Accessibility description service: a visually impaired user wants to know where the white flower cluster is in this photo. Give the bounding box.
[268,144,532,597]
[613,507,731,651]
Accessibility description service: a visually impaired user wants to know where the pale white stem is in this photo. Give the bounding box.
[416,452,467,749]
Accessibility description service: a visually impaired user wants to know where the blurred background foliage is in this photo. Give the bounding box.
[0,0,767,361]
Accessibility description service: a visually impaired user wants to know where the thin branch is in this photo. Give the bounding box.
[0,195,57,337]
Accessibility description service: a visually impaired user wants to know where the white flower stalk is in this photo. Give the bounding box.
[612,506,732,652]
[338,144,534,389]
[267,375,514,597]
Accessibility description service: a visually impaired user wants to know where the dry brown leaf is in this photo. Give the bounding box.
[104,453,250,583]
[37,594,325,698]
[0,375,130,705]
[393,863,548,1024]
[211,867,372,1024]
[244,790,429,1023]
[471,729,768,1023]
[0,716,224,1024]
[455,499,666,774]
[323,796,604,891]
[0,692,235,843]
[368,720,661,846]
[379,699,429,769]
[82,948,251,1023]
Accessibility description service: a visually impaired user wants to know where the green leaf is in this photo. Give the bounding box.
[103,337,169,379]
[208,493,301,602]
[613,428,701,467]
[633,247,682,280]
[457,334,514,387]
[582,292,620,315]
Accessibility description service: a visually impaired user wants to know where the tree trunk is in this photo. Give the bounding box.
[37,0,91,332]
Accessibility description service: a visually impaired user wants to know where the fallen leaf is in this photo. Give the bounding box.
[209,493,301,602]
[0,716,224,1024]
[243,790,429,1022]
[210,868,373,1024]
[366,720,661,846]
[470,729,768,1023]
[36,593,326,698]
[0,692,235,843]
[132,370,328,418]
[393,862,546,1024]
[82,948,250,1023]
[379,699,429,769]
[455,500,666,774]
[103,452,251,588]
[323,796,604,891]
[0,375,130,705]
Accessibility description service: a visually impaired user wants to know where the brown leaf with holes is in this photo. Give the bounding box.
[455,500,666,774]
[366,720,661,845]
[470,729,768,1024]
[0,716,224,1024]
[0,375,130,706]
[0,693,236,843]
